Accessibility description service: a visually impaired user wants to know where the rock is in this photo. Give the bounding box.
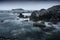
[1,20,4,23]
[46,31,60,40]
[39,9,50,21]
[43,27,55,32]
[33,21,46,28]
[18,13,24,18]
[30,5,60,22]
[30,9,50,21]
[52,22,58,24]
[48,5,60,22]
[24,16,29,18]
[30,10,40,21]
[39,9,48,16]
[45,22,60,40]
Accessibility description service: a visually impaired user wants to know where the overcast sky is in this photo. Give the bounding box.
[0,0,60,1]
[0,1,60,10]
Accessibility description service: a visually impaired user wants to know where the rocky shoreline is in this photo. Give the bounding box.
[0,5,60,40]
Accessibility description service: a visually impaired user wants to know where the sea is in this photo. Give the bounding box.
[0,12,60,40]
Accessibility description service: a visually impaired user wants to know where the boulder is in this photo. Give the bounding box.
[30,10,40,21]
[39,9,50,21]
[18,13,24,18]
[30,9,50,21]
[30,5,60,22]
[48,5,60,22]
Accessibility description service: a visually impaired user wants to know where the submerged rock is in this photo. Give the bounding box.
[0,20,4,23]
[46,31,60,40]
[45,22,60,40]
[33,21,46,29]
[18,13,24,18]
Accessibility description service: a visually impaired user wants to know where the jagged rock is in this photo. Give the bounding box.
[48,5,60,22]
[18,13,24,18]
[30,9,50,21]
[30,5,60,22]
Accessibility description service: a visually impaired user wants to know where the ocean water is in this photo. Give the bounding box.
[22,13,31,16]
[0,12,60,40]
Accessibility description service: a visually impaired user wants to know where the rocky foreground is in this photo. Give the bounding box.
[30,5,60,40]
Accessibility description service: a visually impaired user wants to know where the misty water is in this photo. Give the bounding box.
[0,12,60,40]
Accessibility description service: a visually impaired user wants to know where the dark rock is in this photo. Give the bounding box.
[1,20,4,22]
[30,5,60,22]
[18,13,24,18]
[39,9,48,16]
[39,9,50,21]
[46,31,60,40]
[52,22,58,24]
[30,9,50,21]
[30,10,40,21]
[33,21,46,28]
[24,16,29,18]
[48,5,60,22]
[43,27,55,32]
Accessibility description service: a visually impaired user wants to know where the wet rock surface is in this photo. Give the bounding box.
[30,5,60,40]
[30,5,60,22]
[18,13,24,18]
[33,21,46,28]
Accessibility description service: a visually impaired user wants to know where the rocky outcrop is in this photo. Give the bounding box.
[30,9,49,21]
[18,13,24,18]
[39,9,50,21]
[30,10,40,21]
[30,5,60,22]
[48,5,60,22]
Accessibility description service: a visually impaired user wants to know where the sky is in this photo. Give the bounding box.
[0,0,60,1]
[0,1,60,10]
